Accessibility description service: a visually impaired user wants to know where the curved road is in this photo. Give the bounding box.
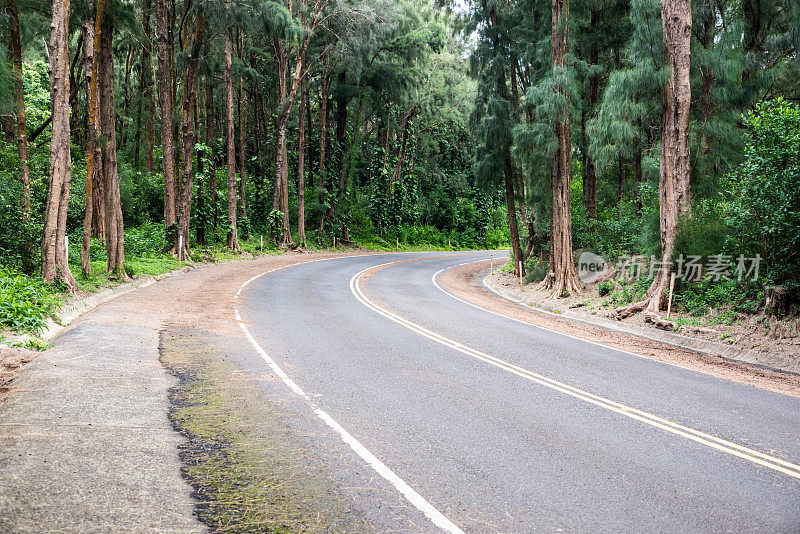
[236,252,800,533]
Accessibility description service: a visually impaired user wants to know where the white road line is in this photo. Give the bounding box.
[352,263,800,481]
[233,255,465,534]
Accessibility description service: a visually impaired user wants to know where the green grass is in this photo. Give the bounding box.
[0,266,63,335]
[161,330,370,533]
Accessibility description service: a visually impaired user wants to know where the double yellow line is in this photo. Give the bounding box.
[350,263,800,481]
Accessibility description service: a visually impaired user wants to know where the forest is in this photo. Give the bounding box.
[0,0,798,336]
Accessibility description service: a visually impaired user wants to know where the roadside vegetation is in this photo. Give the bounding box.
[161,330,371,533]
[1,0,798,342]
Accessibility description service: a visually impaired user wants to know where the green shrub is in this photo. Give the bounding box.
[524,257,548,284]
[598,280,614,296]
[725,98,800,289]
[0,266,62,334]
[674,278,760,317]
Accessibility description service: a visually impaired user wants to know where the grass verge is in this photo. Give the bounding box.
[160,328,371,533]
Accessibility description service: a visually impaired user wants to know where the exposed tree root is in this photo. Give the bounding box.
[538,269,583,299]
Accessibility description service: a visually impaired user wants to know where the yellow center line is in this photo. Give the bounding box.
[350,262,800,481]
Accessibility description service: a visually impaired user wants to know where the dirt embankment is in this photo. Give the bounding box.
[439,260,800,398]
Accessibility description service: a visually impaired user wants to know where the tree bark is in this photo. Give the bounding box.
[8,0,31,220]
[582,6,599,222]
[98,15,126,278]
[121,43,134,147]
[224,29,240,251]
[155,0,176,244]
[651,0,692,312]
[238,68,248,235]
[319,66,331,186]
[79,3,103,276]
[177,13,205,260]
[205,78,217,233]
[298,77,307,247]
[616,0,692,324]
[141,0,155,173]
[42,0,77,291]
[540,0,581,296]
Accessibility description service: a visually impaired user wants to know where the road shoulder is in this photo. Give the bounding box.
[438,260,800,398]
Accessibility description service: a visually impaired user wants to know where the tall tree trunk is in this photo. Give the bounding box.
[99,15,126,278]
[541,0,581,296]
[305,81,314,190]
[319,68,331,185]
[141,0,155,173]
[334,71,348,194]
[582,6,599,222]
[205,78,217,233]
[79,2,103,276]
[238,72,248,235]
[275,111,292,245]
[68,34,83,145]
[224,30,240,251]
[616,0,692,322]
[650,0,692,312]
[42,0,77,291]
[176,13,204,260]
[156,0,176,245]
[297,77,307,247]
[8,0,31,230]
[120,44,134,147]
[504,164,524,278]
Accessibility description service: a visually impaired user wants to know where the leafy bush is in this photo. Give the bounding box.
[672,210,729,263]
[725,98,800,289]
[125,222,168,256]
[0,266,62,334]
[674,278,760,317]
[598,280,614,296]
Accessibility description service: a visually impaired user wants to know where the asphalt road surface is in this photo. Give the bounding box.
[237,251,800,533]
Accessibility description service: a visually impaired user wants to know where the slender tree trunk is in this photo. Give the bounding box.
[8,0,31,226]
[541,0,581,296]
[275,112,292,244]
[319,68,330,185]
[616,0,692,322]
[99,16,126,278]
[504,164,524,278]
[298,77,307,247]
[80,3,103,276]
[305,81,314,190]
[42,0,77,291]
[120,44,134,147]
[224,30,240,251]
[582,7,599,222]
[69,35,83,145]
[205,78,217,233]
[196,85,205,246]
[176,13,204,260]
[156,0,176,244]
[238,73,248,235]
[141,0,155,173]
